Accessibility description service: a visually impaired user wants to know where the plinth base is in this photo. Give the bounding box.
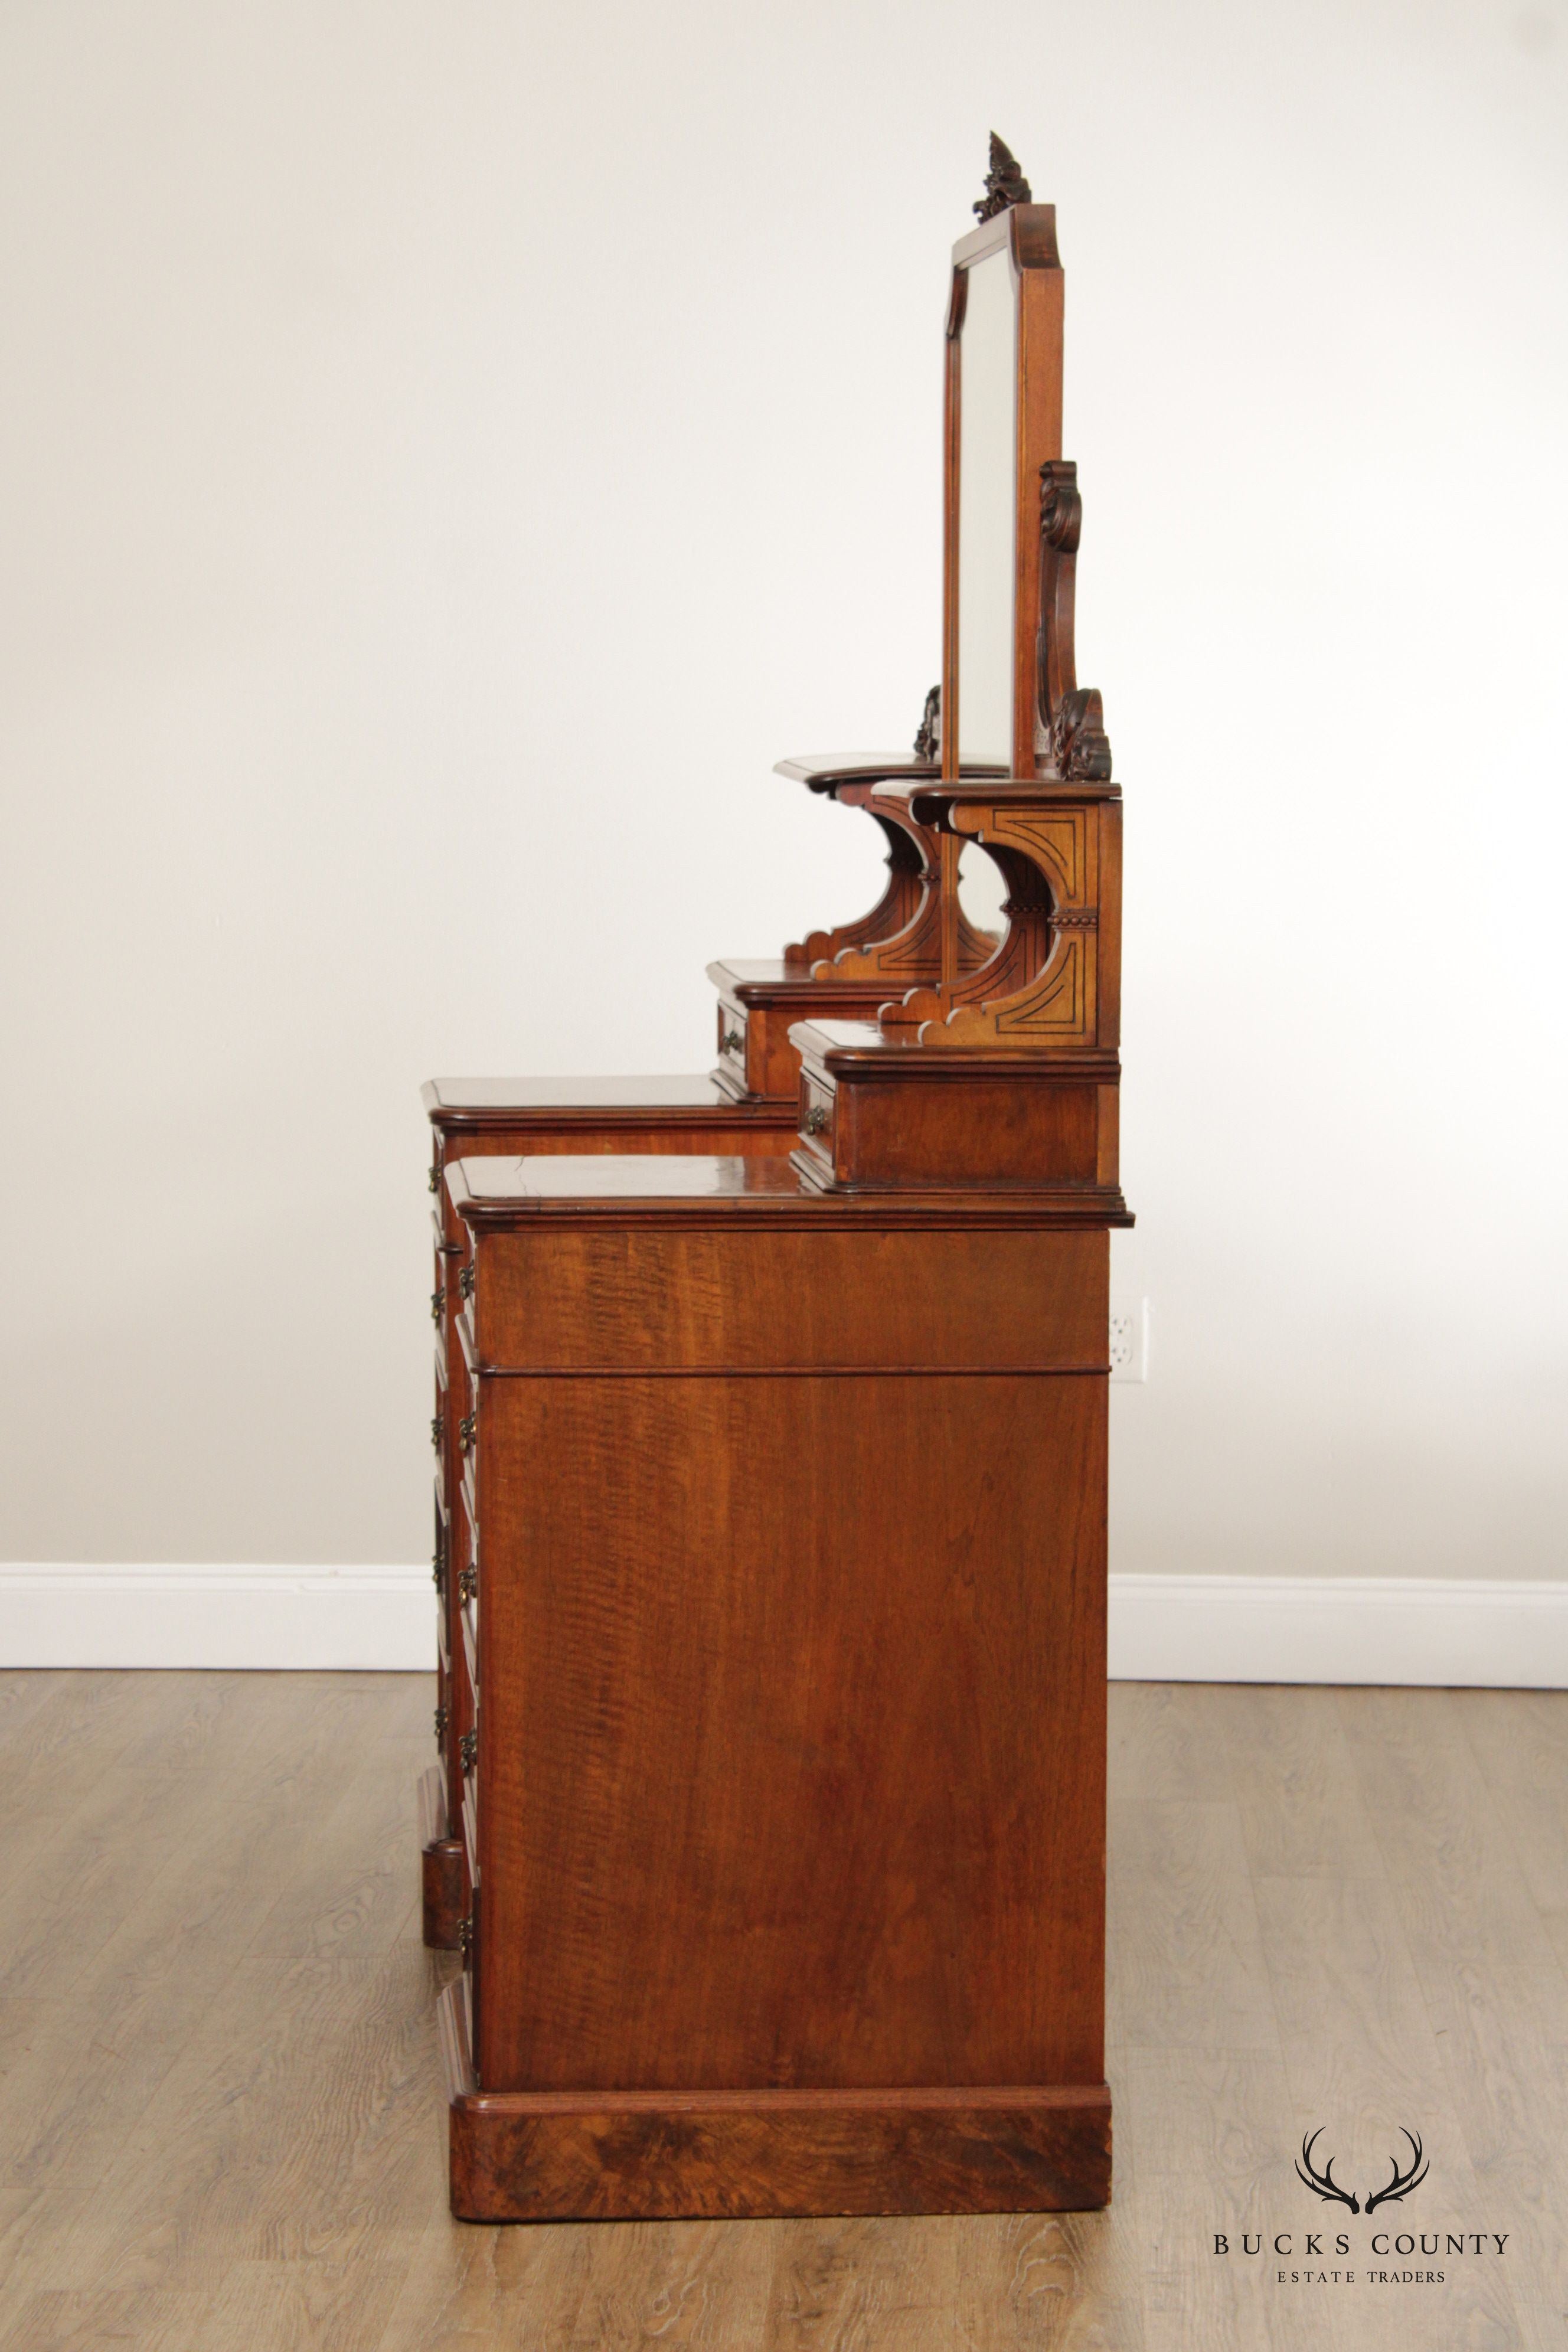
[439,1985,1110,2221]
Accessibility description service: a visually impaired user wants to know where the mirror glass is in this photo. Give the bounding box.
[956,246,1017,769]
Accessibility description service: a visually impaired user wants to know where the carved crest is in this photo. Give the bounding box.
[974,133,1032,223]
[913,684,940,763]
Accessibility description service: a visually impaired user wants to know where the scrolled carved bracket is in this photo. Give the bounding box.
[974,133,1032,223]
[1039,462,1082,554]
[780,691,989,980]
[1034,460,1113,784]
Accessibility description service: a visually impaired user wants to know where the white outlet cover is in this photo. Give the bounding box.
[1109,1299,1149,1383]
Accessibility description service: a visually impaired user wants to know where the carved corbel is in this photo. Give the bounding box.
[784,796,931,974]
[781,688,994,978]
[928,798,1104,1046]
[812,793,996,985]
[878,791,1109,1048]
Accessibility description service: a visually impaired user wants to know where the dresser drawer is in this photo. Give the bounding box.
[716,999,748,1083]
[797,1074,836,1174]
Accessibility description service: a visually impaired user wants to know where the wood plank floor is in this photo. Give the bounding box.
[0,1672,1563,2350]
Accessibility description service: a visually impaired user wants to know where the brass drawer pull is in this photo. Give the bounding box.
[805,1103,829,1136]
[457,1913,472,1957]
[433,1702,448,1747]
[432,1550,446,1598]
[458,1413,476,1455]
[459,1564,477,1603]
[430,1288,443,1325]
[723,1027,743,1053]
[458,1265,475,1302]
[430,1416,442,1452]
[460,1730,478,1772]
[428,1163,441,1195]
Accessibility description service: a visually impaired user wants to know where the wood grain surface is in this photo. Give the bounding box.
[2,1671,1563,2348]
[476,1365,1107,2100]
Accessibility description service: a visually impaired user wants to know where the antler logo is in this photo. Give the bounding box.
[1296,2129,1360,2212]
[1296,2128,1429,2214]
[1365,2129,1429,2214]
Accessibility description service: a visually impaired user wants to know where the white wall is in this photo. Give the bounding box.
[1,0,1564,1592]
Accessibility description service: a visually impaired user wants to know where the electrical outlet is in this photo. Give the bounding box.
[1109,1299,1149,1383]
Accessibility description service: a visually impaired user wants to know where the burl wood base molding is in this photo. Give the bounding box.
[418,1765,465,1952]
[440,1988,1110,2222]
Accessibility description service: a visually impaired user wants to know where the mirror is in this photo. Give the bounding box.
[955,246,1017,770]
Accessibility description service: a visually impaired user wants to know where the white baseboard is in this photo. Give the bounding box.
[1108,1574,1568,1690]
[0,1564,432,1671]
[1,1567,1564,1687]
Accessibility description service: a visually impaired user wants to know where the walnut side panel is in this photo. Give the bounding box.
[478,1355,1108,2095]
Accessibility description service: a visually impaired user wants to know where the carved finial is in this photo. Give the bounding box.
[974,133,1032,223]
[913,684,940,763]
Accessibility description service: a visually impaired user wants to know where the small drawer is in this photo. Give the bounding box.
[798,1076,836,1166]
[717,1003,747,1074]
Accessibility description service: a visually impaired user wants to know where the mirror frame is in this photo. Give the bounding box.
[942,204,1063,782]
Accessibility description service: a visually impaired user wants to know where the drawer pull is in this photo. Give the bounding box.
[805,1103,829,1136]
[458,1265,475,1302]
[430,1288,443,1326]
[432,1550,446,1598]
[722,1027,743,1053]
[430,1416,442,1452]
[428,1163,440,1195]
[457,1913,472,1957]
[433,1702,448,1747]
[458,1413,476,1455]
[460,1730,478,1773]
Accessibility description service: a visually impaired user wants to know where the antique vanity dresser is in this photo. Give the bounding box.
[421,138,1129,2221]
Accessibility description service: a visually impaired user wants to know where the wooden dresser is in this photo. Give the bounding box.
[439,1155,1114,2220]
[420,138,1131,2220]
